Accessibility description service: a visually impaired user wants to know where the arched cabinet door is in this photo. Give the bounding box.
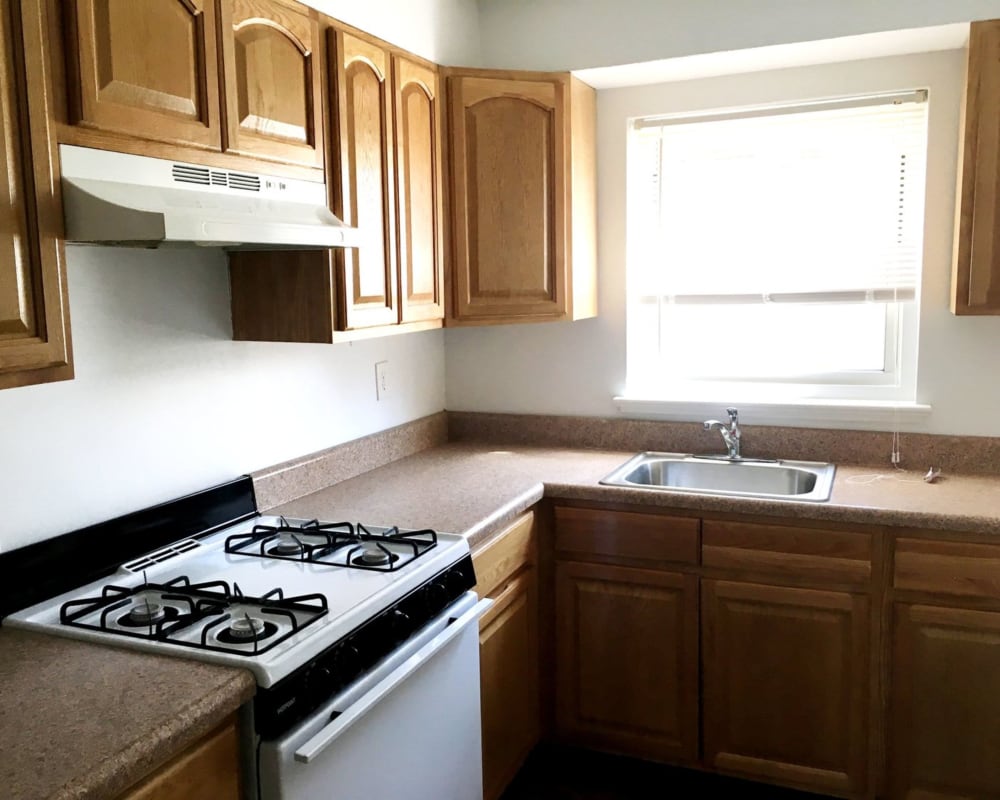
[447,74,567,321]
[63,0,222,150]
[393,55,444,324]
[219,0,323,169]
[328,29,396,330]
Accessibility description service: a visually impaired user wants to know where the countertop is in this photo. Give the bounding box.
[0,628,255,800]
[5,440,999,800]
[270,442,1000,543]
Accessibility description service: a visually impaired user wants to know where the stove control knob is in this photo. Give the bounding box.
[445,568,469,594]
[335,642,361,679]
[388,608,410,639]
[303,663,334,700]
[425,581,449,612]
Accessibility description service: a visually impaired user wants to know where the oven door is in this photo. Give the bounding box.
[256,591,492,800]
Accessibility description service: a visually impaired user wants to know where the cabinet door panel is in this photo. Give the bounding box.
[890,603,1000,799]
[480,569,540,800]
[953,20,1000,314]
[394,55,443,323]
[119,718,240,800]
[556,561,698,763]
[220,0,322,168]
[449,76,567,320]
[0,0,72,388]
[65,0,221,149]
[702,580,869,797]
[329,30,396,329]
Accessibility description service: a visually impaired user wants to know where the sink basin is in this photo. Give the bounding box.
[600,452,836,502]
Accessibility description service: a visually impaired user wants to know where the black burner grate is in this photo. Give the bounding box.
[224,519,437,572]
[58,576,328,657]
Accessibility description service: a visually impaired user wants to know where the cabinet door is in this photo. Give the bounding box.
[393,55,443,323]
[480,567,540,800]
[118,717,240,800]
[63,0,221,150]
[328,29,396,329]
[889,603,1000,799]
[952,19,1000,314]
[555,561,699,763]
[702,580,869,797]
[219,0,323,169]
[448,74,568,321]
[0,0,72,390]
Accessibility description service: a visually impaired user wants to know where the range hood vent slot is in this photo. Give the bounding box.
[171,164,211,186]
[228,172,260,192]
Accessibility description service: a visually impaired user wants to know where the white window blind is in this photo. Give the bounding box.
[631,91,929,306]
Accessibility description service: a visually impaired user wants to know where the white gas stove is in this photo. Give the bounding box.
[0,479,489,800]
[6,514,472,688]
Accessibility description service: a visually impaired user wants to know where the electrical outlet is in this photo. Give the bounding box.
[375,360,388,401]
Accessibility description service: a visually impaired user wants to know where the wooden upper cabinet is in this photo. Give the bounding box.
[952,19,1000,314]
[62,0,222,150]
[328,29,396,329]
[445,69,597,325]
[393,55,444,323]
[219,0,323,169]
[0,0,72,390]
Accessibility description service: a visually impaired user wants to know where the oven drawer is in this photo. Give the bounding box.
[258,592,491,799]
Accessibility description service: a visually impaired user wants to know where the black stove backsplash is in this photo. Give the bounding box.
[0,477,258,621]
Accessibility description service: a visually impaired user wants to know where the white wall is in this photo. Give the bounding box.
[445,49,1000,436]
[0,0,473,552]
[0,248,445,551]
[476,0,1000,70]
[302,0,481,64]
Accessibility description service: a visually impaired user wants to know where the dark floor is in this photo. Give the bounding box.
[501,745,834,800]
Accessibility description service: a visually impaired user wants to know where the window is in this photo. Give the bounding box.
[625,91,929,406]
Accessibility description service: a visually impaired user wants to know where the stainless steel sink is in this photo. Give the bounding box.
[600,452,836,502]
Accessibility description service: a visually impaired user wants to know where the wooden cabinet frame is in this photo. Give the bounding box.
[0,0,72,390]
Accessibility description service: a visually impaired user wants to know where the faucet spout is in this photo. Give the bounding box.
[703,407,742,459]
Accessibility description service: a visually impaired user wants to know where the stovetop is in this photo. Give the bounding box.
[4,513,471,687]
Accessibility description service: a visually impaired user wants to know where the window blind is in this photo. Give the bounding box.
[630,91,929,305]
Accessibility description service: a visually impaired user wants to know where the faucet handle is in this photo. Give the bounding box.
[726,407,739,422]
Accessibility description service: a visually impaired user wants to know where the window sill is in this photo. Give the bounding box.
[613,396,932,430]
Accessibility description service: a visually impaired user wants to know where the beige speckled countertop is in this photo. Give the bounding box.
[0,629,255,800]
[271,442,1000,544]
[5,439,998,800]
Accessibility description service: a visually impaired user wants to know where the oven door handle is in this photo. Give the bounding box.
[293,597,493,764]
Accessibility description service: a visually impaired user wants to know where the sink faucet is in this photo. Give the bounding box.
[703,407,742,460]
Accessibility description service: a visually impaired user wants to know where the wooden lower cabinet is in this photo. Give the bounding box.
[555,561,699,763]
[889,603,1000,799]
[473,512,540,800]
[480,567,540,800]
[117,717,240,800]
[701,579,870,797]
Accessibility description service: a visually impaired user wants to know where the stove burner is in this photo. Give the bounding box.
[118,600,176,627]
[217,615,277,644]
[269,532,305,556]
[226,519,437,572]
[354,543,397,567]
[59,576,328,657]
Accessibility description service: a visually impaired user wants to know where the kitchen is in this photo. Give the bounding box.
[4,0,1000,798]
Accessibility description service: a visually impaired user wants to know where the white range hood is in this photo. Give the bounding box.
[59,144,360,250]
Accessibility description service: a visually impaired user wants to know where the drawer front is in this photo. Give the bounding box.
[895,537,1000,601]
[473,512,536,598]
[702,520,872,586]
[554,506,699,566]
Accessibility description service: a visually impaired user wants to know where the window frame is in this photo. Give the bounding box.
[622,89,928,408]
